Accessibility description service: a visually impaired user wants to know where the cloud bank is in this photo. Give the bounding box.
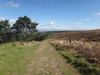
[93,12,100,16]
[5,1,20,8]
[81,18,90,21]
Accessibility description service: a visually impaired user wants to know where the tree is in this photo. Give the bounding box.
[12,16,38,41]
[0,20,10,33]
[0,20,11,43]
[12,16,38,33]
[0,16,47,43]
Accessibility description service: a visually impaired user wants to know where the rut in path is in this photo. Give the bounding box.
[26,40,81,75]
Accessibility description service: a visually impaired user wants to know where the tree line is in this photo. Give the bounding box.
[0,16,47,43]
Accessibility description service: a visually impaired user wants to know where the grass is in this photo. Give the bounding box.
[25,40,81,75]
[0,40,81,75]
[0,42,39,75]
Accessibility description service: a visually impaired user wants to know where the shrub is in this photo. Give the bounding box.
[75,45,100,63]
[20,41,24,45]
[63,52,75,63]
[34,33,48,41]
[12,43,17,46]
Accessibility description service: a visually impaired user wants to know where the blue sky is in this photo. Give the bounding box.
[0,0,100,31]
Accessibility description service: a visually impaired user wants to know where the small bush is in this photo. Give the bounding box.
[63,52,75,63]
[20,41,24,45]
[34,33,48,41]
[12,43,17,46]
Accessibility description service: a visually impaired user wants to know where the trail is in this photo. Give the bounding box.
[26,40,80,75]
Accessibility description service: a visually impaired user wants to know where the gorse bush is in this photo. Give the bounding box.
[34,33,48,41]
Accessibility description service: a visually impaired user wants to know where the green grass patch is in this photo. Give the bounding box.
[0,42,39,75]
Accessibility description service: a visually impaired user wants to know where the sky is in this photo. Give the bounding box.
[0,0,100,31]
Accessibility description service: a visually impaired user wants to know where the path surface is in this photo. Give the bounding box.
[26,40,81,75]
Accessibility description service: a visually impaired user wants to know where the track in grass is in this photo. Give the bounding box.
[0,40,81,75]
[26,40,81,75]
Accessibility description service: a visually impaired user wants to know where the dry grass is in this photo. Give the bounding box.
[51,40,100,63]
[51,40,100,75]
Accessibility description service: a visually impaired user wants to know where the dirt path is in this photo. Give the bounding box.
[26,40,81,75]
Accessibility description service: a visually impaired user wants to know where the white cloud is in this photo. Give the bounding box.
[52,26,68,29]
[11,4,19,8]
[9,19,16,25]
[37,24,69,31]
[5,1,20,8]
[81,18,90,21]
[41,21,57,26]
[0,17,5,21]
[32,19,38,22]
[93,12,100,16]
[0,17,16,25]
[48,21,57,25]
[71,23,83,25]
[5,1,13,5]
[9,19,16,23]
[37,26,68,30]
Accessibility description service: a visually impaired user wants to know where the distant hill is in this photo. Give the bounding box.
[52,29,100,42]
[40,30,75,33]
[40,29,100,33]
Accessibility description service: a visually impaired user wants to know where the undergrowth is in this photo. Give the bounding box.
[51,41,100,75]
